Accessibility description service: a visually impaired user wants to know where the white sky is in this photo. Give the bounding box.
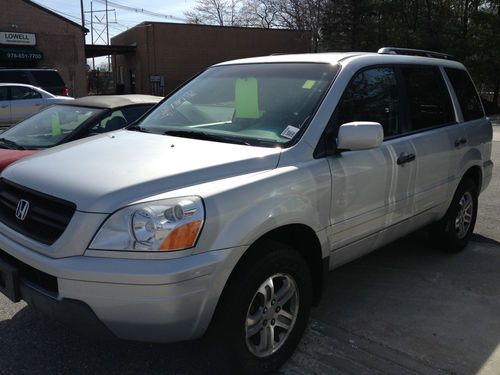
[33,0,198,43]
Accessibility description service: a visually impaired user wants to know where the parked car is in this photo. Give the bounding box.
[0,83,73,129]
[0,68,70,96]
[0,48,493,373]
[0,94,162,170]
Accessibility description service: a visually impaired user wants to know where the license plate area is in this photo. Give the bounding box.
[0,258,20,302]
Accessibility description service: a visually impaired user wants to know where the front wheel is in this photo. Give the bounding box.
[432,179,478,252]
[210,240,312,374]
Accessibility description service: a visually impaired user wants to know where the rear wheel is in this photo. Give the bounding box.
[210,240,312,374]
[432,179,478,252]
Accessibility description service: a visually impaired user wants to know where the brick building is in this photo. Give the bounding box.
[112,22,310,96]
[0,0,87,97]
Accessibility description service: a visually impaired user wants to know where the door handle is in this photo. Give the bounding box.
[454,137,467,147]
[0,105,8,109]
[397,152,416,165]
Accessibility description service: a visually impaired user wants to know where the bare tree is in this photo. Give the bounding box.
[185,0,243,26]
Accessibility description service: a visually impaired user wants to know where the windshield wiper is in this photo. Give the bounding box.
[0,138,25,150]
[163,130,251,146]
[127,124,151,133]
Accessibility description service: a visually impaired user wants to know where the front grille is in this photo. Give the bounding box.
[0,249,58,294]
[0,179,76,245]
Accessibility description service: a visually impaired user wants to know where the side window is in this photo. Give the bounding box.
[10,86,42,100]
[400,65,455,130]
[337,67,400,137]
[0,71,30,84]
[120,105,154,123]
[0,87,8,101]
[445,68,484,121]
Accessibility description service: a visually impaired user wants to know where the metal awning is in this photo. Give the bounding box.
[85,44,136,58]
[0,47,43,61]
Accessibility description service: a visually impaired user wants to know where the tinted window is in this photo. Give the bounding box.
[445,68,483,121]
[0,71,30,84]
[0,87,8,101]
[121,105,154,123]
[10,86,41,100]
[337,67,400,137]
[31,71,65,87]
[400,65,454,130]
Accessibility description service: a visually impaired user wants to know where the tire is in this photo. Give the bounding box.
[209,240,312,374]
[431,178,478,253]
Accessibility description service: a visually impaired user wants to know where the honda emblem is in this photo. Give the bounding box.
[15,199,30,221]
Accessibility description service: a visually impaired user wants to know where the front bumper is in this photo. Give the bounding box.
[0,242,245,342]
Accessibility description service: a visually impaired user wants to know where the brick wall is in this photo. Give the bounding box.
[0,0,87,97]
[112,22,311,95]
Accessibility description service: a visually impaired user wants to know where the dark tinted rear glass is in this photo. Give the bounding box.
[0,71,30,84]
[445,68,483,121]
[30,71,65,87]
[0,87,8,101]
[121,105,154,123]
[401,65,455,131]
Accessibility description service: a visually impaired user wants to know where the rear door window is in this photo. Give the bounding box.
[400,65,455,131]
[337,66,401,137]
[30,71,65,87]
[444,68,484,121]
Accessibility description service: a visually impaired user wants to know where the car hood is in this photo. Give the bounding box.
[2,130,282,213]
[0,149,39,171]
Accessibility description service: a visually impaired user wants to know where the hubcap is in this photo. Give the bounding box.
[245,273,299,358]
[455,191,473,239]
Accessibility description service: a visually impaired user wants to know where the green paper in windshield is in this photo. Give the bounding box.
[235,77,259,119]
[51,112,61,136]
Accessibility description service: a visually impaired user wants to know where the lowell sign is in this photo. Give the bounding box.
[0,32,36,46]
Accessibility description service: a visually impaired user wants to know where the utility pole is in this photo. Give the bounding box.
[105,0,110,72]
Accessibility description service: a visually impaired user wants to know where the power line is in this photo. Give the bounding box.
[93,0,185,22]
[32,2,82,23]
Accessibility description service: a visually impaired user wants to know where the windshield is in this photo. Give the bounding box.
[138,63,338,146]
[1,105,104,149]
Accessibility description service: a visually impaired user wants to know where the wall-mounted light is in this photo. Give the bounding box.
[10,24,19,29]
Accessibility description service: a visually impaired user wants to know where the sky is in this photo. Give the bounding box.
[33,0,198,44]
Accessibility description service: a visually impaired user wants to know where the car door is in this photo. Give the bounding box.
[9,85,44,123]
[0,86,10,127]
[326,66,416,264]
[398,65,466,218]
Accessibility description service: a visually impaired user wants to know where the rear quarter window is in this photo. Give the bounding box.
[400,65,455,131]
[444,68,484,121]
[30,71,65,87]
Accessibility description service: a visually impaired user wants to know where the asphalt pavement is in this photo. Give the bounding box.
[1,131,499,375]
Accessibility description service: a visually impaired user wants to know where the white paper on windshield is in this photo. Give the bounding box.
[281,125,300,139]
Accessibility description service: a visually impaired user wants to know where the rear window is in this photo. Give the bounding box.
[445,68,484,121]
[0,71,30,84]
[30,71,65,87]
[400,65,455,131]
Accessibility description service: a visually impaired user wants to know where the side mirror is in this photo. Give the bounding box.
[337,121,384,151]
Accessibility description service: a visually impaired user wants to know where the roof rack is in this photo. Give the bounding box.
[377,47,455,60]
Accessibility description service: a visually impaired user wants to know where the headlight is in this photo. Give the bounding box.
[89,196,204,251]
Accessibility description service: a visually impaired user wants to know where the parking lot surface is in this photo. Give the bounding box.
[0,129,499,375]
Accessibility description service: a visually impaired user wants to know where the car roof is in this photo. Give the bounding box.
[214,51,466,70]
[0,82,44,89]
[67,95,163,109]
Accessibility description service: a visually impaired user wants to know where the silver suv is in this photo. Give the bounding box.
[0,48,493,373]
